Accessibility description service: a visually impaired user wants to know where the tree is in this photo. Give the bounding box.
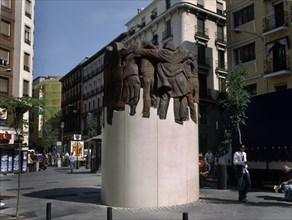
[43,124,59,151]
[0,96,46,219]
[219,65,251,144]
[86,113,97,138]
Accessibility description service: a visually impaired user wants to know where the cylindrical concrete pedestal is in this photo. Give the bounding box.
[101,97,199,208]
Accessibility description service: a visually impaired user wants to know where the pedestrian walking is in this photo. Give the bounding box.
[233,144,251,202]
[205,149,214,172]
[69,153,75,173]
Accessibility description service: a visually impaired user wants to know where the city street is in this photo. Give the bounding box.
[0,166,291,220]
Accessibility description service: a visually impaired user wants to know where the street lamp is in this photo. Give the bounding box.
[233,27,263,40]
[60,122,64,155]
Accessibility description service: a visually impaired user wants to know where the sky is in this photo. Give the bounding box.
[33,0,152,79]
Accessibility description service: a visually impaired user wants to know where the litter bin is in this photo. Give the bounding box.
[217,164,227,189]
[57,158,62,167]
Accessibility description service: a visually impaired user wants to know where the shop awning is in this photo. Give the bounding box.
[84,135,102,142]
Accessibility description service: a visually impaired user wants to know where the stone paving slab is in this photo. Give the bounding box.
[1,167,292,220]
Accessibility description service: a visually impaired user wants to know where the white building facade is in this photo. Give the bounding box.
[13,0,35,145]
[124,0,227,152]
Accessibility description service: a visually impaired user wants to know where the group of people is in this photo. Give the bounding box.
[199,145,292,203]
[234,144,292,202]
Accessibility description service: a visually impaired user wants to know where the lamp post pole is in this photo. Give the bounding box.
[61,122,64,155]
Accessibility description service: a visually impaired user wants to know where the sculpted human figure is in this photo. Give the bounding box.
[138,41,157,118]
[121,45,141,116]
[183,52,199,123]
[104,42,125,124]
[135,41,191,124]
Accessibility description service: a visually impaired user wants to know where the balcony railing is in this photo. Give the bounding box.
[215,61,227,73]
[24,65,30,72]
[262,11,288,33]
[195,25,209,40]
[198,57,210,68]
[162,27,173,40]
[0,59,9,67]
[25,39,31,45]
[264,55,291,75]
[215,32,227,45]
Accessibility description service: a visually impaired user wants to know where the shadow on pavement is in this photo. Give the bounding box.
[23,187,101,204]
[201,196,292,207]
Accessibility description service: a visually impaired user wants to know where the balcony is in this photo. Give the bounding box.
[195,25,209,43]
[24,65,30,72]
[215,61,228,74]
[25,39,31,45]
[215,33,227,47]
[0,59,9,67]
[262,11,288,34]
[162,28,173,41]
[198,57,210,69]
[264,55,291,78]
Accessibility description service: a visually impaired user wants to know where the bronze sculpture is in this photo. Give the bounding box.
[104,40,199,125]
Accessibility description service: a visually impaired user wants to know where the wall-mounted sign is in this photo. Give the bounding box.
[73,134,81,141]
[0,107,7,121]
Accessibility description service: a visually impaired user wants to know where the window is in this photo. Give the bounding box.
[24,52,30,72]
[25,0,32,18]
[151,8,157,20]
[218,50,225,69]
[152,33,159,46]
[233,4,254,28]
[1,20,11,38]
[197,0,204,8]
[0,49,9,67]
[218,77,226,93]
[217,25,224,42]
[234,43,255,64]
[275,83,287,91]
[162,20,172,39]
[24,26,31,45]
[217,1,223,15]
[198,44,206,65]
[0,77,8,97]
[245,83,257,96]
[197,18,205,35]
[199,73,207,97]
[199,105,207,125]
[166,0,171,9]
[23,80,29,97]
[1,0,11,10]
[140,17,145,28]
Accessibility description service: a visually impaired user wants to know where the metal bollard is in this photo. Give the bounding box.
[107,206,112,220]
[183,212,189,220]
[46,203,51,220]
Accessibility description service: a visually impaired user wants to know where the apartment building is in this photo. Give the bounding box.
[81,33,127,139]
[30,76,62,148]
[226,0,292,95]
[59,58,86,151]
[0,0,35,146]
[124,0,227,152]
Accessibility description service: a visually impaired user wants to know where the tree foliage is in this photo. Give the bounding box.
[0,96,47,218]
[44,124,59,150]
[0,96,46,134]
[219,65,251,144]
[86,113,97,138]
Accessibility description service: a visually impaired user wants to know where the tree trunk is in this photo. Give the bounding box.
[15,134,21,218]
[237,123,242,144]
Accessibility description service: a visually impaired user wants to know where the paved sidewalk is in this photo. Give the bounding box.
[0,167,291,220]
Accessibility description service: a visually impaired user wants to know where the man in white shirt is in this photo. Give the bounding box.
[233,144,251,202]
